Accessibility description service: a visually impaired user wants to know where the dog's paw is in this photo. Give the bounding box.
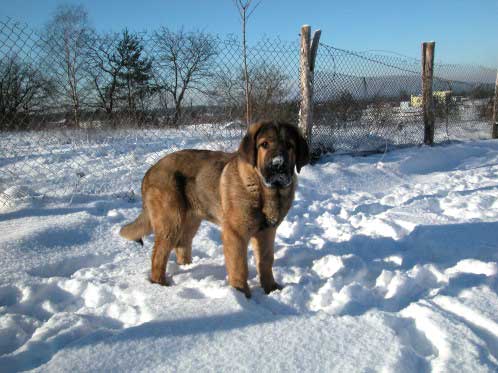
[149,275,170,286]
[176,257,192,266]
[233,284,252,298]
[263,282,283,294]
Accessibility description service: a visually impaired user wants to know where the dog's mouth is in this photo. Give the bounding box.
[263,174,292,188]
[261,167,293,189]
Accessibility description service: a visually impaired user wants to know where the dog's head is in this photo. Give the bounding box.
[238,121,310,188]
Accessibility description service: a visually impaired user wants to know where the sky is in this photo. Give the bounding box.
[1,0,497,68]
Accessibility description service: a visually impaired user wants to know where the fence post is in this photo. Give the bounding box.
[493,70,498,139]
[422,41,435,145]
[299,25,321,143]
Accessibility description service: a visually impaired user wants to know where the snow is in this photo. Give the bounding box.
[1,132,498,372]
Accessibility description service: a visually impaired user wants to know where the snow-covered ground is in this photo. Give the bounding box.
[1,132,498,372]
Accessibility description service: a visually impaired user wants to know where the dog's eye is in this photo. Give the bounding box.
[260,141,269,149]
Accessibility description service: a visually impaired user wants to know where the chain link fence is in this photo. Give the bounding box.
[0,17,300,205]
[432,63,496,142]
[0,17,496,205]
[312,43,496,155]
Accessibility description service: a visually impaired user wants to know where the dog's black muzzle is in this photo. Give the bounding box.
[263,157,293,188]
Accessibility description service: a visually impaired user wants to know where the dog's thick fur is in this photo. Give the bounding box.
[120,121,309,297]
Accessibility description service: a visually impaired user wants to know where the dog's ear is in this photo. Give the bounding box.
[238,122,265,166]
[282,123,310,173]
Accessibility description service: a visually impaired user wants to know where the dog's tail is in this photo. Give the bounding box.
[119,210,152,245]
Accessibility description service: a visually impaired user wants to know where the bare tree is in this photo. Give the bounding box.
[232,0,263,126]
[211,69,245,119]
[250,64,288,119]
[0,56,53,130]
[211,63,290,122]
[42,4,92,126]
[154,27,217,125]
[86,32,123,116]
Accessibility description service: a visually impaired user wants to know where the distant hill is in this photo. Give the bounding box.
[313,70,495,101]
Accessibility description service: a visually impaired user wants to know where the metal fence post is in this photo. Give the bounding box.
[422,41,435,145]
[299,25,321,143]
[493,70,498,139]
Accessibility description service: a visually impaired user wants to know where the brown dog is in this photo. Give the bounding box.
[120,121,309,297]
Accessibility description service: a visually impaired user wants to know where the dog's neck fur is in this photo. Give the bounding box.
[237,157,295,228]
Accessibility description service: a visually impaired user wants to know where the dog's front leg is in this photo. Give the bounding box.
[222,223,251,298]
[251,228,282,294]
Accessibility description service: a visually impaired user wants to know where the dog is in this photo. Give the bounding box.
[119,121,309,297]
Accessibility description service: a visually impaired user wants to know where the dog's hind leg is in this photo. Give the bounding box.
[150,234,174,286]
[175,216,201,265]
[147,188,185,285]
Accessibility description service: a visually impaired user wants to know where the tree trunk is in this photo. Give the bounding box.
[127,77,133,114]
[173,102,182,126]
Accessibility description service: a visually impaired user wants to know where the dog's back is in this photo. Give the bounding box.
[145,149,234,222]
[120,149,235,243]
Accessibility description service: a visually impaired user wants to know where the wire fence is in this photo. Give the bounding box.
[0,17,496,205]
[312,43,496,155]
[0,17,300,204]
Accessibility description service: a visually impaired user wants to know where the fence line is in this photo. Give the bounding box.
[311,41,496,155]
[0,17,497,204]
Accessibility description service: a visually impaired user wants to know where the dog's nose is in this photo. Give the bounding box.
[271,155,284,167]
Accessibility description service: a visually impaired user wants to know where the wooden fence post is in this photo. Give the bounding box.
[299,25,321,143]
[422,41,435,145]
[492,70,498,139]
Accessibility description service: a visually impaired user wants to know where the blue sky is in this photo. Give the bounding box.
[2,0,497,67]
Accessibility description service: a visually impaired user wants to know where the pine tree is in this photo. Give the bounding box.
[113,29,153,115]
